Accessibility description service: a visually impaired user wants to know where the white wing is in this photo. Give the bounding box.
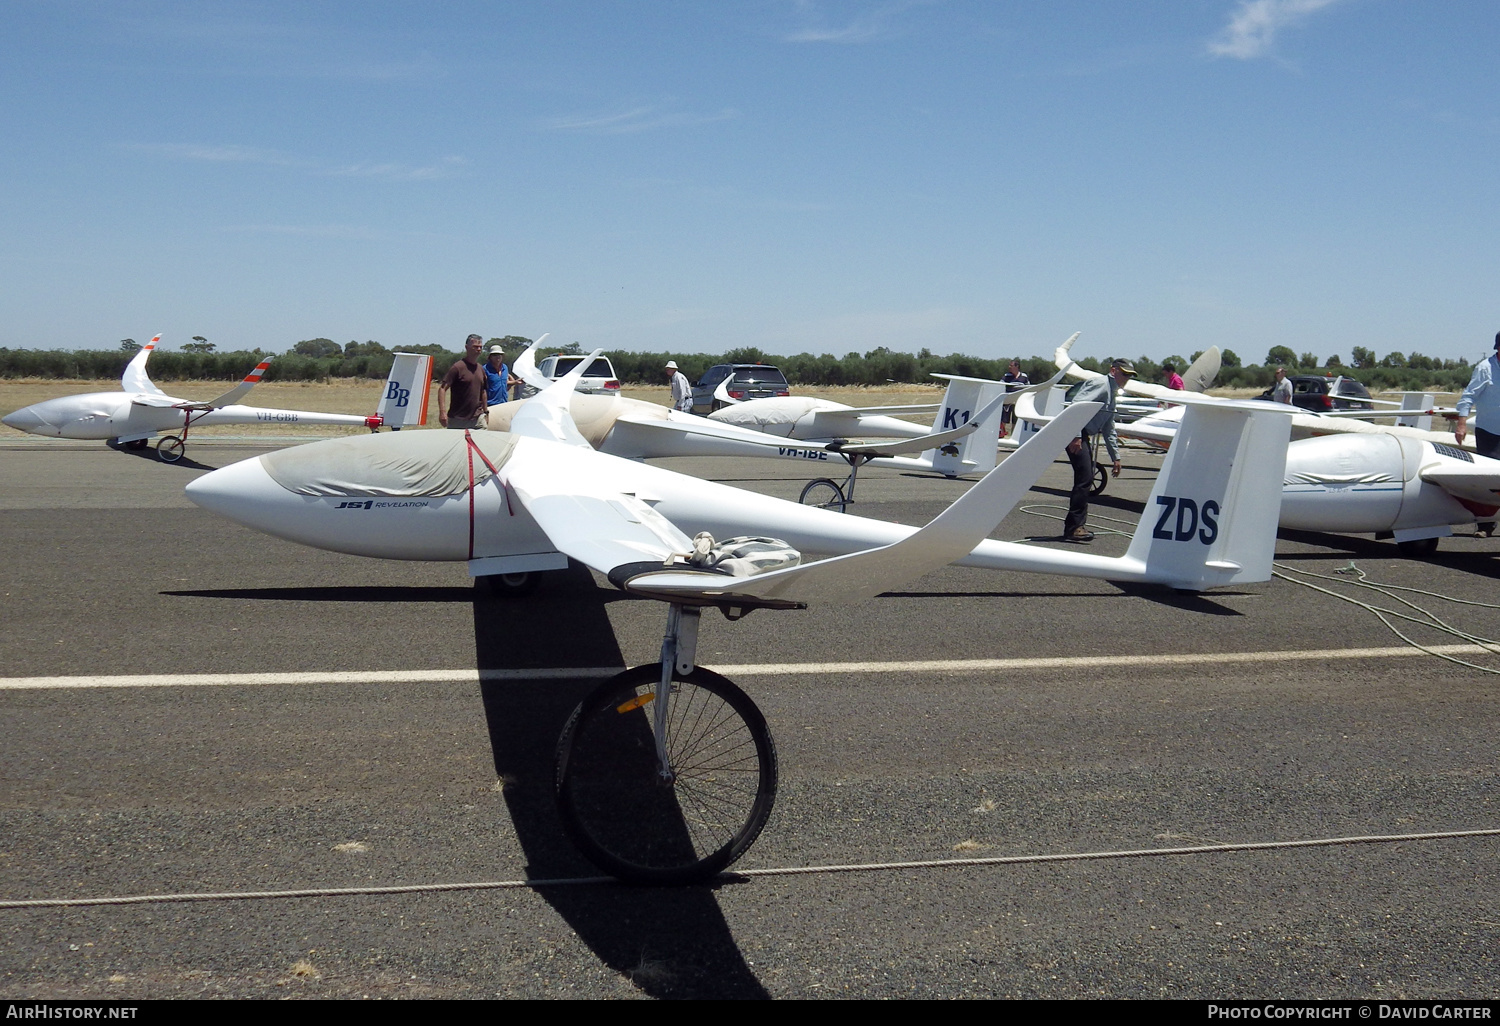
[617,402,1099,607]
[1420,459,1500,508]
[503,439,696,572]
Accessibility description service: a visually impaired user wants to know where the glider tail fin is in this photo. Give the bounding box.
[1124,401,1291,590]
[927,374,1005,476]
[376,353,434,429]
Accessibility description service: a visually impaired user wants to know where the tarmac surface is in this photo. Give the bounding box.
[1,436,1498,999]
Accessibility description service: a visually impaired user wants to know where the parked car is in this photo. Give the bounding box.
[1257,374,1373,413]
[690,364,790,414]
[518,354,622,398]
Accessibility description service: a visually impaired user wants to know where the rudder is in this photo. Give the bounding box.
[928,374,1005,476]
[378,353,434,429]
[1125,402,1290,589]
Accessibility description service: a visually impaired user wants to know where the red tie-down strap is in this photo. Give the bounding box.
[464,431,514,560]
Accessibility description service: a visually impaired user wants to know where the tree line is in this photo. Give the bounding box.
[0,336,1479,394]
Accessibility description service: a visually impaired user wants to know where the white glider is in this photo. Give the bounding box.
[3,338,432,462]
[501,339,1048,489]
[1050,333,1470,446]
[187,347,1292,595]
[184,350,1292,885]
[1032,337,1498,554]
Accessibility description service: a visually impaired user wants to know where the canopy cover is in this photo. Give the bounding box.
[261,429,517,497]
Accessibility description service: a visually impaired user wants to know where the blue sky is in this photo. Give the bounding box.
[2,0,1496,365]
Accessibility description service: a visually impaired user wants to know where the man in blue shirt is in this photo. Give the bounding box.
[1455,333,1500,459]
[484,345,510,408]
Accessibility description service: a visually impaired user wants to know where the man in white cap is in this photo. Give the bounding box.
[666,360,692,412]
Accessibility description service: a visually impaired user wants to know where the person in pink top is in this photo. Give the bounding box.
[1161,361,1185,391]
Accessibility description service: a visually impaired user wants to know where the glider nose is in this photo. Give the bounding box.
[2,404,54,435]
[185,456,280,523]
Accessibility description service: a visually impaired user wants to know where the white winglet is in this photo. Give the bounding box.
[1181,348,1221,393]
[202,359,274,408]
[508,347,603,447]
[511,334,553,393]
[712,374,739,406]
[121,335,166,396]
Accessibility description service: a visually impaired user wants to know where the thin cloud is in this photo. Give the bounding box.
[220,224,384,241]
[327,156,468,181]
[785,0,932,44]
[128,143,294,166]
[542,107,738,135]
[1207,0,1342,60]
[124,143,464,181]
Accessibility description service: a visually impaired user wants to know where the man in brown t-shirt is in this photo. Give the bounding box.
[439,334,488,429]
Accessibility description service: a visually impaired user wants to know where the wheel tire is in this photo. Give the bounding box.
[556,664,778,885]
[155,436,185,463]
[475,571,539,598]
[126,439,150,451]
[799,478,847,513]
[1090,463,1108,496]
[1396,537,1440,558]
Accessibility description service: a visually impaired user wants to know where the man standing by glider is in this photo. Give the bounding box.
[1062,358,1134,543]
[484,344,511,408]
[1455,332,1500,460]
[439,334,488,430]
[667,360,693,412]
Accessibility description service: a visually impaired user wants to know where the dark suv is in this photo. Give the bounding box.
[1261,374,1374,413]
[691,364,790,414]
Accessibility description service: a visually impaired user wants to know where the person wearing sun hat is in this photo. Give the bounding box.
[666,360,693,412]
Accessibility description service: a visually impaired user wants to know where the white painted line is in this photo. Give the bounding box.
[725,643,1498,676]
[1,643,1494,691]
[0,668,619,690]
